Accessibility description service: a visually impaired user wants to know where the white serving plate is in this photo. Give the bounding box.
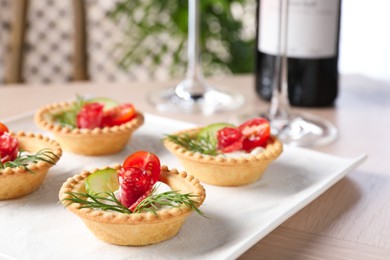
[0,113,366,260]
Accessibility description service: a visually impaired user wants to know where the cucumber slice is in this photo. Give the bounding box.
[197,122,234,140]
[85,168,119,196]
[86,97,119,109]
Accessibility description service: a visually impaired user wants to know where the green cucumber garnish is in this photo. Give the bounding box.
[85,168,119,196]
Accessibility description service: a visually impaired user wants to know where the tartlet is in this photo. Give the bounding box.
[34,101,144,155]
[59,165,206,246]
[164,128,283,186]
[0,132,62,200]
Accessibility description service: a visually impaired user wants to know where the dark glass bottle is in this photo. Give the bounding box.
[255,0,342,107]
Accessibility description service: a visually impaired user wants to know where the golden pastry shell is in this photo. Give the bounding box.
[34,101,144,155]
[59,165,206,246]
[0,132,62,200]
[164,128,283,186]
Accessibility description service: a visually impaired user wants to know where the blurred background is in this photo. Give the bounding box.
[0,0,389,85]
[339,0,390,83]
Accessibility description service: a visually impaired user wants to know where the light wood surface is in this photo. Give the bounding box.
[0,74,389,259]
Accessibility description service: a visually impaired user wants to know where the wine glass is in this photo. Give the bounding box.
[148,0,244,115]
[237,0,337,147]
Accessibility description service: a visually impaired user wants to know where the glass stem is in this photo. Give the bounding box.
[187,0,201,80]
[269,0,291,120]
[175,0,208,100]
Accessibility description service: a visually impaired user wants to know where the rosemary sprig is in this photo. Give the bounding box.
[0,148,59,173]
[52,95,85,128]
[166,133,218,156]
[62,189,206,217]
[62,191,132,214]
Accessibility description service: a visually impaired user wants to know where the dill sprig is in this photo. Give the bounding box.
[62,189,205,217]
[0,148,59,173]
[52,95,85,129]
[134,189,206,217]
[62,191,132,214]
[166,133,218,156]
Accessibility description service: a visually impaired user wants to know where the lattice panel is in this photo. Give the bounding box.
[85,0,173,83]
[1,0,176,85]
[84,0,129,83]
[23,0,73,84]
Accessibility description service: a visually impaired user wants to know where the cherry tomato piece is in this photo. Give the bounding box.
[239,118,271,152]
[217,127,243,153]
[76,103,104,129]
[102,104,136,127]
[0,122,9,135]
[122,151,161,184]
[0,133,19,163]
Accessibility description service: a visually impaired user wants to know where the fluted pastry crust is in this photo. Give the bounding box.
[0,132,62,199]
[34,101,144,155]
[164,128,283,186]
[59,165,206,246]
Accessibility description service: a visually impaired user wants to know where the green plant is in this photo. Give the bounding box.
[110,0,255,78]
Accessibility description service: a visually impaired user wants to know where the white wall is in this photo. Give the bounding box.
[339,0,390,82]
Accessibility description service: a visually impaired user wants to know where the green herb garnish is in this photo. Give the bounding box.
[133,189,206,217]
[166,133,218,156]
[62,188,205,217]
[0,148,59,173]
[52,95,85,128]
[62,191,132,214]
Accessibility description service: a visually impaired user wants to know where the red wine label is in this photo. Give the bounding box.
[258,0,340,58]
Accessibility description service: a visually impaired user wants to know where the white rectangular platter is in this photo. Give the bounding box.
[0,113,366,260]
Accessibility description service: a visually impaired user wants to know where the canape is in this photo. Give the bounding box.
[0,127,62,199]
[59,151,206,246]
[164,118,283,186]
[34,97,144,155]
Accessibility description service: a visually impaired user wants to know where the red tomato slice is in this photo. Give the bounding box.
[238,118,271,152]
[102,104,136,127]
[76,102,104,129]
[122,151,161,186]
[0,122,9,135]
[217,127,243,153]
[0,133,19,163]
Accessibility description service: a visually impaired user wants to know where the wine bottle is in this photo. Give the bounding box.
[255,0,341,107]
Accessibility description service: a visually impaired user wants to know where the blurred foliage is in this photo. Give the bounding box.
[110,0,255,77]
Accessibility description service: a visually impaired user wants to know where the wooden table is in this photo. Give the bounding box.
[1,74,389,259]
